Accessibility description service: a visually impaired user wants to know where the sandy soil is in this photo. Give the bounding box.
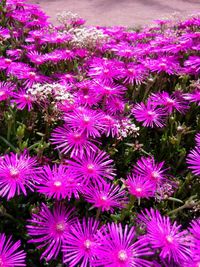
[28,0,200,27]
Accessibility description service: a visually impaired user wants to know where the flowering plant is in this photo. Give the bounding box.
[0,0,199,266]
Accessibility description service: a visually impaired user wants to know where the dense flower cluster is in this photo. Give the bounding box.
[0,0,200,265]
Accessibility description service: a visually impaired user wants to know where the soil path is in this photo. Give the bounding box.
[28,0,200,27]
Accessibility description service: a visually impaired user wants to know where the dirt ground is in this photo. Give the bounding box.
[28,0,200,27]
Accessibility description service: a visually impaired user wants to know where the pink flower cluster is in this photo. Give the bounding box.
[0,0,200,266]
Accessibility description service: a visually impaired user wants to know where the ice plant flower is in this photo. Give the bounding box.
[184,89,200,106]
[83,182,127,212]
[149,91,188,114]
[93,223,152,267]
[66,150,116,184]
[0,152,38,200]
[35,164,81,200]
[64,107,105,138]
[63,218,99,267]
[11,89,35,111]
[138,209,191,264]
[186,146,200,176]
[125,174,156,199]
[27,203,75,261]
[0,234,26,267]
[183,219,200,266]
[133,156,168,186]
[121,63,147,85]
[50,124,99,157]
[0,82,15,101]
[132,101,166,128]
[195,133,200,147]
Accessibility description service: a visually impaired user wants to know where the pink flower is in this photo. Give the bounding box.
[0,82,15,101]
[187,146,200,176]
[11,89,35,111]
[101,115,119,137]
[64,107,105,138]
[93,223,152,267]
[125,175,156,199]
[105,97,125,115]
[112,42,135,59]
[0,152,39,200]
[92,80,126,100]
[0,234,26,267]
[27,51,46,65]
[138,209,191,264]
[121,63,147,85]
[83,182,127,212]
[149,91,188,114]
[35,164,81,200]
[27,203,75,261]
[195,133,200,147]
[184,56,200,75]
[7,49,23,60]
[51,125,99,157]
[66,150,116,185]
[132,101,166,128]
[145,56,180,75]
[0,57,13,70]
[88,58,122,82]
[184,89,200,106]
[63,218,99,267]
[133,156,168,186]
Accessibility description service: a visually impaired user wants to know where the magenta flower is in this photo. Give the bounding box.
[93,223,152,267]
[138,209,191,264]
[101,115,119,137]
[0,57,12,70]
[27,203,75,261]
[0,27,10,40]
[88,58,122,82]
[0,82,14,101]
[186,147,200,175]
[113,43,135,59]
[67,150,116,185]
[7,49,23,60]
[64,107,105,138]
[83,182,127,212]
[0,152,39,200]
[35,164,81,200]
[149,91,188,114]
[105,97,125,115]
[133,156,167,186]
[184,56,200,75]
[125,174,156,199]
[11,89,35,111]
[7,63,48,88]
[27,51,46,65]
[63,218,99,267]
[184,89,200,106]
[183,219,200,267]
[92,80,126,100]
[121,63,147,85]
[50,124,99,157]
[0,234,26,267]
[145,57,180,75]
[132,101,166,128]
[195,133,200,147]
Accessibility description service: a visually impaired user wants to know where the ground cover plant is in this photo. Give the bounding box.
[0,0,200,266]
